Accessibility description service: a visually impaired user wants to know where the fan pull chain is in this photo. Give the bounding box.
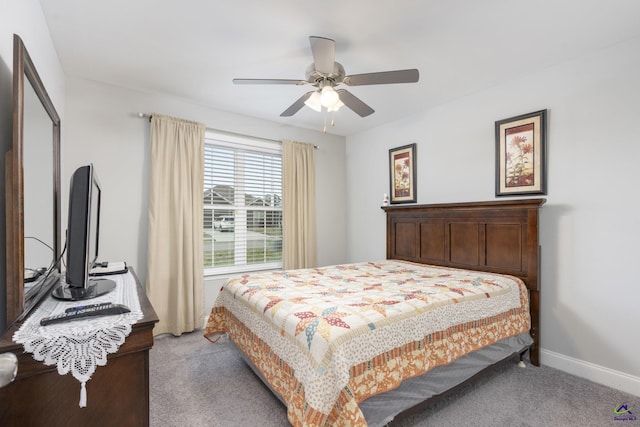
[321,109,336,133]
[323,109,327,133]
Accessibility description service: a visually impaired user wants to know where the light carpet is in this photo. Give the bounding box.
[149,331,638,427]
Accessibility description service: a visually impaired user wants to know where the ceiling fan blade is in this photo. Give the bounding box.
[309,36,335,75]
[336,89,375,117]
[280,91,315,117]
[233,78,308,85]
[343,69,419,86]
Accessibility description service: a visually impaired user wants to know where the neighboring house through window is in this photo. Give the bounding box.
[203,130,282,275]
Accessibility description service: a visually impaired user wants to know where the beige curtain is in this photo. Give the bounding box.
[282,140,317,270]
[146,114,205,336]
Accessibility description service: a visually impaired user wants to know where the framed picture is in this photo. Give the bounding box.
[389,143,417,204]
[495,109,547,196]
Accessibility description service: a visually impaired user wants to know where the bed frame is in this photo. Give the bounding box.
[382,198,545,366]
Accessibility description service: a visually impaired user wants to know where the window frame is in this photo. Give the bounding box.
[203,130,283,277]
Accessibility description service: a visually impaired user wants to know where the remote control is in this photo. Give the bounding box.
[40,303,130,326]
[65,302,112,313]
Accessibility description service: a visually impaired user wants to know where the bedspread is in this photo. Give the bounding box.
[205,260,530,426]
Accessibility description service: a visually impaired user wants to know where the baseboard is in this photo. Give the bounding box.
[540,348,640,397]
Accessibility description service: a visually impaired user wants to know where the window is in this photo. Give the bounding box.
[203,131,282,275]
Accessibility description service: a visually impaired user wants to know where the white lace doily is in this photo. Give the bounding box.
[13,272,144,407]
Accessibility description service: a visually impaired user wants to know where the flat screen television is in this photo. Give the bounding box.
[52,164,115,300]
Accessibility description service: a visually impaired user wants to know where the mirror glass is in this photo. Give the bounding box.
[23,78,55,286]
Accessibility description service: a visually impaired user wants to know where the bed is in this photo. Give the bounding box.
[205,198,545,426]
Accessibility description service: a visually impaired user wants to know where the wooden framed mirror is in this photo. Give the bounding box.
[5,34,61,326]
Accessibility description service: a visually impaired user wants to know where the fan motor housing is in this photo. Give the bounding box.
[306,62,345,86]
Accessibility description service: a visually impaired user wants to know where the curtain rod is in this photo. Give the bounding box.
[136,112,318,149]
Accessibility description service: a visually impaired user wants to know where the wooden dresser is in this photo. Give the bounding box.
[0,270,158,427]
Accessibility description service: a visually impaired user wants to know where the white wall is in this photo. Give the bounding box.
[63,78,348,314]
[346,36,640,396]
[0,0,66,332]
[0,1,66,115]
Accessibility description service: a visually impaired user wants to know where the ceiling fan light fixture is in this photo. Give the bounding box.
[320,86,340,108]
[304,91,322,112]
[327,99,344,112]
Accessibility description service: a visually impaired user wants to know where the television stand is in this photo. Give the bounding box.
[51,277,116,301]
[0,268,158,426]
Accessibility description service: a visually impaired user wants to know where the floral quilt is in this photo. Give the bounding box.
[205,260,530,426]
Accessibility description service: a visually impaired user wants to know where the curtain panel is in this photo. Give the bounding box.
[147,114,205,336]
[282,140,317,270]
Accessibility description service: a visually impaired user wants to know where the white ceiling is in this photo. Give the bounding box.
[39,0,640,136]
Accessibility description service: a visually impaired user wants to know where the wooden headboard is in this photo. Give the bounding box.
[382,198,545,365]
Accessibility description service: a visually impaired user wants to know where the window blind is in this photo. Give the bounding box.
[203,136,283,275]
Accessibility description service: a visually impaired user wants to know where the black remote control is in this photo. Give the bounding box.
[65,302,112,313]
[40,303,130,326]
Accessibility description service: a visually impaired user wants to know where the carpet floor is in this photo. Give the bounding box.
[149,331,638,427]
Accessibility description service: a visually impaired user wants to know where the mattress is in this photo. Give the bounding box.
[205,260,531,426]
[233,332,533,427]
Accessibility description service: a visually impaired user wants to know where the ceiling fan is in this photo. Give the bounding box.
[233,36,420,118]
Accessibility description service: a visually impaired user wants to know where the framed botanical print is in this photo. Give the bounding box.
[495,110,547,196]
[389,143,416,204]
